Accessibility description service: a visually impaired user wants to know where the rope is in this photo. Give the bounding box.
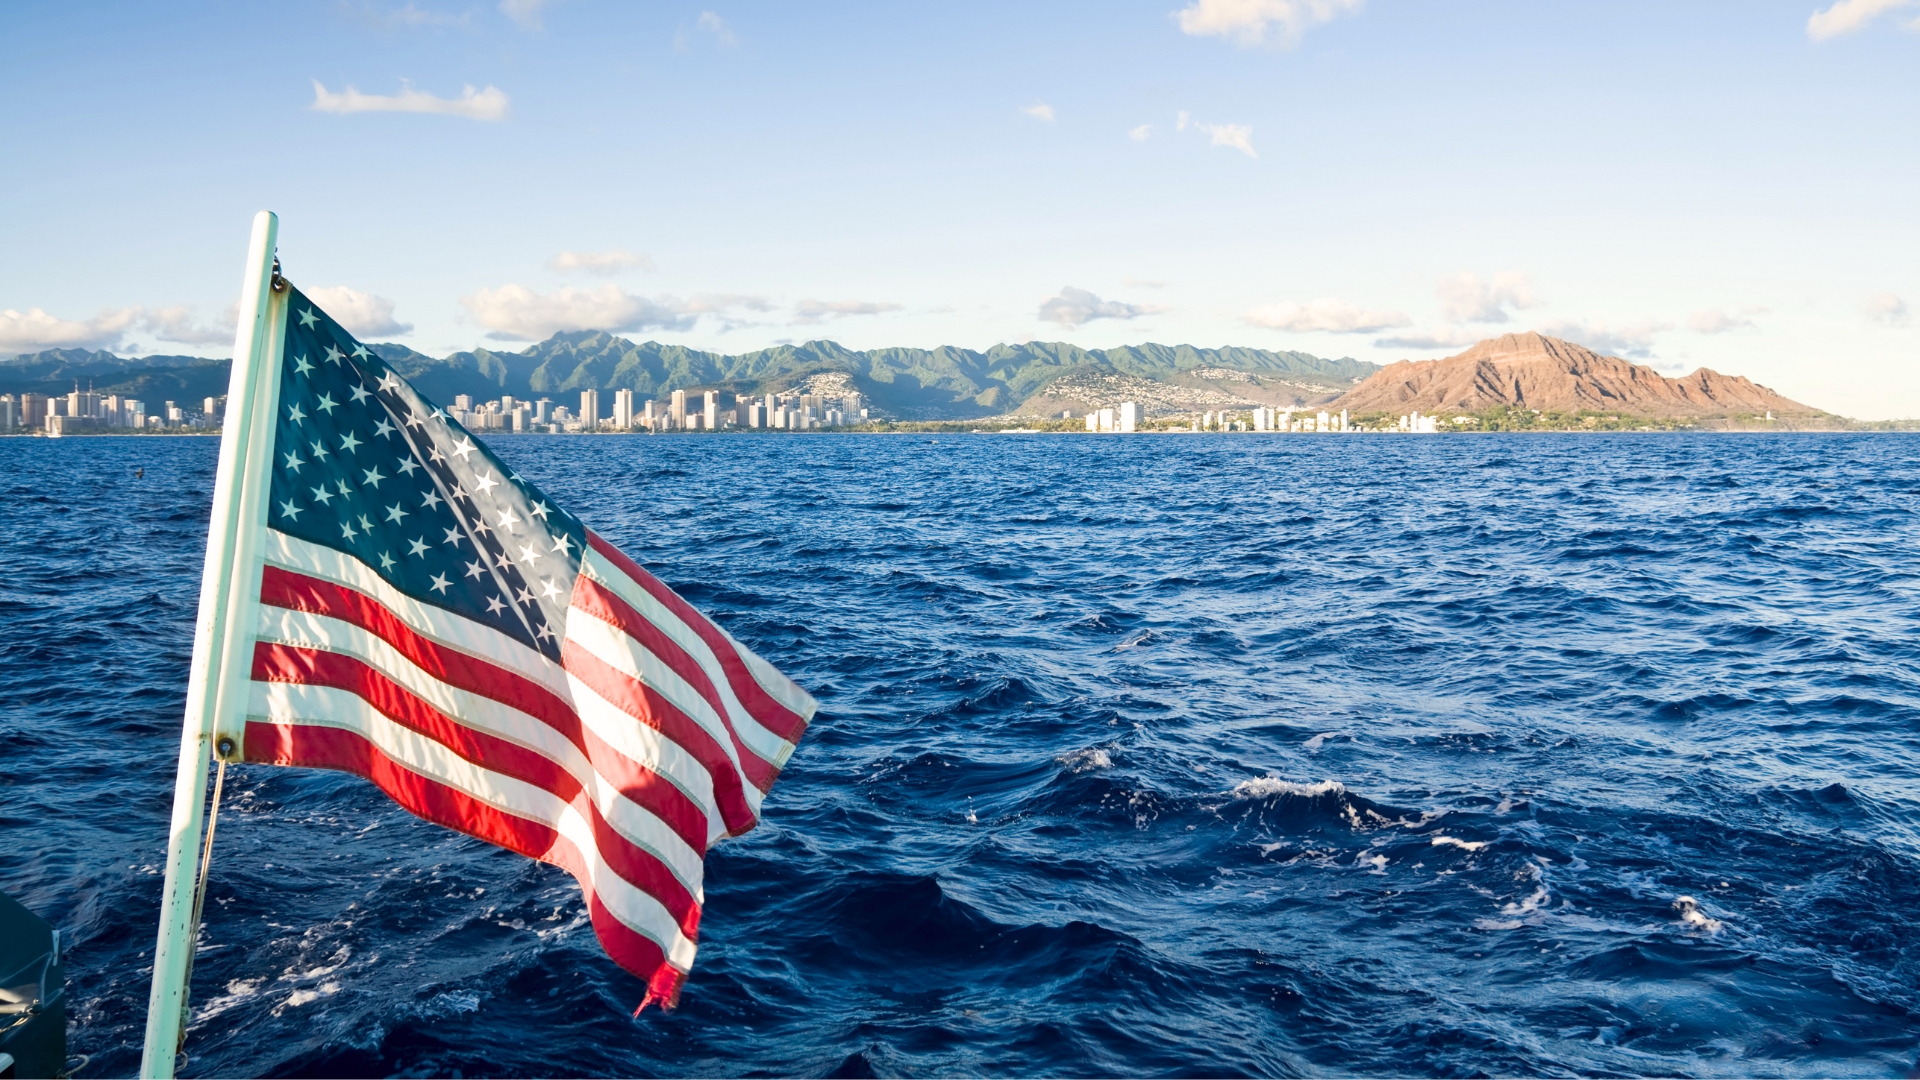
[176,756,229,1055]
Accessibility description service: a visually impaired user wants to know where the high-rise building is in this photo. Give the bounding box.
[454,394,474,411]
[703,390,719,431]
[534,398,551,423]
[579,390,601,431]
[669,389,687,431]
[204,396,221,424]
[613,389,634,430]
[1119,402,1138,433]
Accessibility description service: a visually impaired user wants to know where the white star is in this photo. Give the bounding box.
[340,520,358,540]
[286,403,306,424]
[422,490,444,511]
[428,445,446,463]
[283,450,306,473]
[452,438,478,461]
[278,499,302,520]
[530,501,551,520]
[324,344,344,365]
[473,470,499,496]
[534,622,555,643]
[449,485,468,502]
[378,373,401,393]
[518,542,541,563]
[408,537,430,557]
[548,534,574,558]
[384,501,408,524]
[310,485,334,506]
[430,573,452,594]
[316,393,338,415]
[378,551,397,571]
[485,594,507,614]
[361,465,385,488]
[298,308,318,328]
[540,578,562,600]
[352,343,370,360]
[464,559,486,580]
[348,384,371,405]
[292,354,314,376]
[508,471,523,483]
[405,408,428,429]
[336,480,353,499]
[432,407,447,421]
[397,457,419,477]
[470,516,493,536]
[444,527,465,547]
[494,550,513,569]
[357,514,374,533]
[513,586,534,606]
[373,418,395,438]
[496,508,520,530]
[310,439,330,461]
[339,432,362,454]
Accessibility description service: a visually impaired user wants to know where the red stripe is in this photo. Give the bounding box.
[561,641,760,837]
[244,720,691,998]
[256,565,711,855]
[571,576,780,790]
[585,531,809,745]
[251,643,701,938]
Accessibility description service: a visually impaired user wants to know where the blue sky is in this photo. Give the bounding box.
[2,0,1915,416]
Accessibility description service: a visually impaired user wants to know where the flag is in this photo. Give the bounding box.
[244,286,815,1010]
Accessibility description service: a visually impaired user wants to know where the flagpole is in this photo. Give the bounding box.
[140,210,284,1079]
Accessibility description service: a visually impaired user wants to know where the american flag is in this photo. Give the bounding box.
[246,286,815,1010]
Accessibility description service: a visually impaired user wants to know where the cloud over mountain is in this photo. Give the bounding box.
[1037,287,1166,329]
[307,287,413,337]
[1438,271,1540,323]
[792,299,902,325]
[459,284,770,339]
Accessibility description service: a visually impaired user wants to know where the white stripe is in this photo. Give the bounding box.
[254,606,712,894]
[563,604,783,782]
[568,673,760,841]
[250,680,699,971]
[577,550,804,766]
[263,529,572,702]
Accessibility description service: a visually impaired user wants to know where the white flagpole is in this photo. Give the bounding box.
[140,210,285,1079]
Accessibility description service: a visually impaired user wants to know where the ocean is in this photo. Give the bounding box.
[4,431,1920,1078]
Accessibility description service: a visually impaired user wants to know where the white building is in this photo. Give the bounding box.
[703,390,719,430]
[613,389,634,430]
[1119,402,1138,433]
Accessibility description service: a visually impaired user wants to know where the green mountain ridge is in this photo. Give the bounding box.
[3,336,1374,420]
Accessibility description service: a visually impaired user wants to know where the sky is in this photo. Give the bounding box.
[1,0,1915,416]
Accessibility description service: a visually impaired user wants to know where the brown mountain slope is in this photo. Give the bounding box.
[1333,332,1818,417]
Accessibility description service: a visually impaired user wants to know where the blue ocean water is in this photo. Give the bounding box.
[5,431,1920,1078]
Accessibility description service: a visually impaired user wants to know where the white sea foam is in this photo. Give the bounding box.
[1057,747,1113,773]
[1303,733,1336,752]
[1230,776,1345,800]
[1430,835,1488,852]
[1672,895,1724,933]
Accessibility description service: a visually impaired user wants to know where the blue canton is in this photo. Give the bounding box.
[267,285,587,660]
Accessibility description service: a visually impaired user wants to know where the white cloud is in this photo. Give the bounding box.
[1539,318,1672,359]
[145,304,239,346]
[309,79,509,121]
[1244,298,1410,333]
[459,284,770,340]
[306,287,413,337]
[792,299,903,325]
[1686,307,1766,334]
[1176,110,1191,131]
[1176,0,1364,48]
[1864,291,1911,326]
[546,249,654,275]
[1037,286,1166,329]
[1198,121,1257,157]
[1022,102,1056,122]
[0,303,251,354]
[1807,0,1918,39]
[1437,271,1539,323]
[499,0,550,30]
[0,307,142,354]
[1129,124,1153,141]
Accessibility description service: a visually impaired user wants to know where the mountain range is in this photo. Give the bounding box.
[0,336,1375,420]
